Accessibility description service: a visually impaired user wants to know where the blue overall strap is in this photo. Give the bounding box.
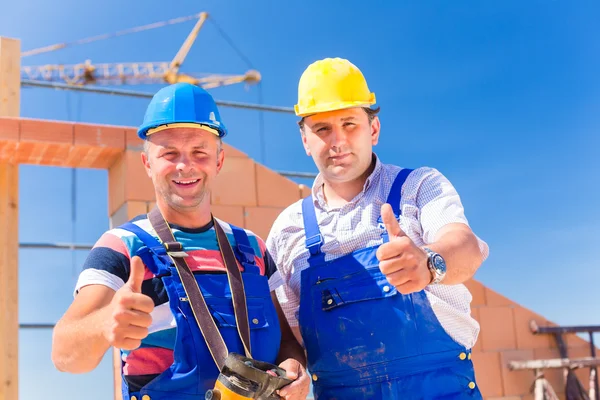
[119,222,171,276]
[229,224,260,274]
[379,168,414,243]
[302,195,326,267]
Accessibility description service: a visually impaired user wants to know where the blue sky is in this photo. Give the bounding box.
[2,1,599,398]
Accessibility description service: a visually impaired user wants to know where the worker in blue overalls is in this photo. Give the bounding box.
[266,58,490,399]
[52,83,310,400]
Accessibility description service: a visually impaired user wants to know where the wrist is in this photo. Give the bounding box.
[423,247,447,285]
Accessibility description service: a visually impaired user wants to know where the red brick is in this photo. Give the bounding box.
[20,118,73,144]
[110,201,148,226]
[16,142,70,166]
[0,117,19,141]
[472,351,504,397]
[0,142,18,163]
[299,183,311,198]
[513,307,554,350]
[244,206,283,240]
[126,128,143,150]
[212,157,257,207]
[465,279,486,307]
[479,307,517,351]
[255,163,300,207]
[486,287,517,307]
[211,205,245,228]
[64,147,122,169]
[108,151,155,214]
[222,142,248,158]
[124,151,154,202]
[532,348,565,392]
[500,350,535,397]
[74,123,125,148]
[471,308,483,353]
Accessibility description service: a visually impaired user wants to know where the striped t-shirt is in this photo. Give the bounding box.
[74,214,276,391]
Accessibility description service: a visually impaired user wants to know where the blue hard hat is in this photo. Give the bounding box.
[137,83,228,140]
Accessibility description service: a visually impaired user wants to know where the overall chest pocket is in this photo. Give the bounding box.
[208,297,281,365]
[318,267,399,311]
[308,266,421,369]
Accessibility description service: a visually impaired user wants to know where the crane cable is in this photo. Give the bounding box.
[207,15,267,165]
[21,13,204,57]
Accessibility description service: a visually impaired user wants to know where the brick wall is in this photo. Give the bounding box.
[1,116,595,400]
[466,280,594,399]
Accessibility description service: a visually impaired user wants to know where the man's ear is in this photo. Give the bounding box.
[141,149,152,178]
[301,130,311,156]
[216,146,225,173]
[371,116,381,146]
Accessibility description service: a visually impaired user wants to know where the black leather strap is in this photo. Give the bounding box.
[147,207,252,370]
[213,215,252,359]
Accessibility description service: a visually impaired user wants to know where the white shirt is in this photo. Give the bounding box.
[267,154,489,349]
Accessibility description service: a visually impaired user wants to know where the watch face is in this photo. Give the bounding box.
[433,254,446,273]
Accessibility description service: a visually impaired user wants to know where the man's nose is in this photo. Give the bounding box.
[175,154,193,173]
[330,125,348,148]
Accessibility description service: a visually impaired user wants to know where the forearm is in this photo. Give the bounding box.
[424,223,483,285]
[276,333,307,368]
[52,306,111,373]
[271,291,307,367]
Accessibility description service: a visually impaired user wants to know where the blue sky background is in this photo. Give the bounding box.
[2,1,599,399]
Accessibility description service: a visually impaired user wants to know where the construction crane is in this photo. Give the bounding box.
[19,12,261,89]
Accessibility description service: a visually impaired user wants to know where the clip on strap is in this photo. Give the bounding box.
[236,243,255,264]
[164,241,189,258]
[148,207,252,371]
[305,234,323,255]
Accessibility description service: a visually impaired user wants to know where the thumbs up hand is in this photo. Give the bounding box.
[104,256,154,350]
[376,203,432,295]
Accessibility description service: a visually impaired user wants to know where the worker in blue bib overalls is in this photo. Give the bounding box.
[52,83,310,400]
[266,58,490,399]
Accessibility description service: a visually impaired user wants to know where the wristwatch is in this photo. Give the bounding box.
[423,247,446,285]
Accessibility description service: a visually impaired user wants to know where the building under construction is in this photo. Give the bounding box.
[1,12,599,400]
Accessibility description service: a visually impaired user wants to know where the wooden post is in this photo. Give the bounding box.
[0,36,20,400]
[534,368,544,400]
[0,37,20,117]
[112,348,123,400]
[108,148,155,400]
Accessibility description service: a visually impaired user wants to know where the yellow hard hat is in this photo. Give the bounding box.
[294,57,376,117]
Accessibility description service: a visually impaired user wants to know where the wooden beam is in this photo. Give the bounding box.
[0,162,18,400]
[509,357,600,371]
[0,36,19,400]
[530,319,600,335]
[108,200,153,400]
[0,38,20,116]
[112,348,123,400]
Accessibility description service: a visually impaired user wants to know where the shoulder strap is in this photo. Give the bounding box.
[213,218,252,359]
[147,207,251,370]
[379,168,414,243]
[385,168,414,216]
[119,222,168,276]
[230,224,259,273]
[302,195,326,267]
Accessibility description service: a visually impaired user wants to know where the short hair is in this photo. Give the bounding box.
[297,107,380,131]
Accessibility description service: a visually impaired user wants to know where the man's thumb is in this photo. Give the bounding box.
[126,256,146,293]
[279,359,299,380]
[381,203,406,238]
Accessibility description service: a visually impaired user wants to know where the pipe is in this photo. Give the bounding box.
[20,80,295,114]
